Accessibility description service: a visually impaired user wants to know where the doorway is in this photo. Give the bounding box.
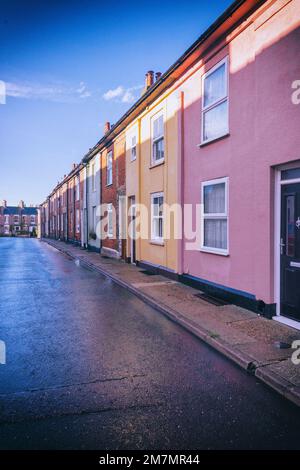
[275,165,300,328]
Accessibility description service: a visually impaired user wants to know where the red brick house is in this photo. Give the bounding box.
[100,126,126,259]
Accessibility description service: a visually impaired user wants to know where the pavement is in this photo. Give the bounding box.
[1,237,300,450]
[42,238,300,408]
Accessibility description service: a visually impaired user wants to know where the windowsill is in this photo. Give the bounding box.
[106,183,113,187]
[199,247,229,256]
[150,240,164,246]
[149,160,165,169]
[130,158,137,163]
[197,132,230,148]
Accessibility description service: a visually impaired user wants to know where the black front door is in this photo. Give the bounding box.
[280,183,300,321]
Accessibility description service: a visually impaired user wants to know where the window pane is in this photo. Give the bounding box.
[153,138,164,162]
[281,168,300,180]
[204,183,225,214]
[203,100,228,142]
[204,219,227,249]
[286,195,295,257]
[204,63,226,108]
[153,115,163,139]
[158,217,163,238]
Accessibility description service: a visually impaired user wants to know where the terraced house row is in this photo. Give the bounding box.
[41,0,300,329]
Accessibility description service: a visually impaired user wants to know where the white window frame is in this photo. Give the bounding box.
[151,192,164,243]
[201,56,229,145]
[107,151,113,186]
[131,135,137,161]
[151,112,164,166]
[200,177,229,255]
[107,203,113,238]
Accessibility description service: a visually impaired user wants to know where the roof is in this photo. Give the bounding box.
[2,206,38,215]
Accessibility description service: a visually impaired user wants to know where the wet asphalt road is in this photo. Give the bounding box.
[0,237,300,450]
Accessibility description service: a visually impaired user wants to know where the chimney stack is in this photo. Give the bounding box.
[1,199,7,207]
[145,71,154,90]
[19,200,24,208]
[155,72,162,82]
[104,121,111,134]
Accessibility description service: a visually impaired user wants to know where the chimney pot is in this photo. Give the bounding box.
[19,200,24,208]
[1,199,7,207]
[155,72,162,81]
[104,121,111,134]
[72,163,77,170]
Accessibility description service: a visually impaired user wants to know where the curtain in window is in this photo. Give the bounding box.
[204,219,227,249]
[204,183,225,213]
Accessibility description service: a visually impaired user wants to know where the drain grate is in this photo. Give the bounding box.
[140,270,156,276]
[194,292,230,306]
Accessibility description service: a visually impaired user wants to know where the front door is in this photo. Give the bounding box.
[129,198,136,264]
[280,182,300,321]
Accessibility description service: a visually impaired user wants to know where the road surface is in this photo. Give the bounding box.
[0,237,299,449]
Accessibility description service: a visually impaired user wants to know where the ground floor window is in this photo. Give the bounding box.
[76,209,80,233]
[151,192,164,242]
[201,177,228,254]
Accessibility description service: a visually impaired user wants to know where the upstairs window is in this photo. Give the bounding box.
[202,57,228,144]
[152,114,164,165]
[75,176,80,200]
[107,151,113,186]
[91,162,96,191]
[131,135,137,161]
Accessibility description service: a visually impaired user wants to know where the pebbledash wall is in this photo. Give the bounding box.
[40,0,300,326]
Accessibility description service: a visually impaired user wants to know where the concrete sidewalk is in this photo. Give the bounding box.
[42,238,300,407]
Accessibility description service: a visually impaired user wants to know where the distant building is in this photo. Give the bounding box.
[0,200,38,236]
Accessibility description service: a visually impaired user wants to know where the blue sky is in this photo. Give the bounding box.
[0,0,232,205]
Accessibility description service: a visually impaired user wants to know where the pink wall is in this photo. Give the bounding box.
[182,0,300,303]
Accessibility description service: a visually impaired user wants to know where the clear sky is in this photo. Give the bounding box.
[0,0,233,206]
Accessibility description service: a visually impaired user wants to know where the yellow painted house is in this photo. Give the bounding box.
[125,72,181,278]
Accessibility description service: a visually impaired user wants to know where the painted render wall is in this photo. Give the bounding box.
[126,86,180,273]
[181,0,300,304]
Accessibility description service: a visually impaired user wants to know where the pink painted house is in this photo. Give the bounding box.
[175,0,300,328]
